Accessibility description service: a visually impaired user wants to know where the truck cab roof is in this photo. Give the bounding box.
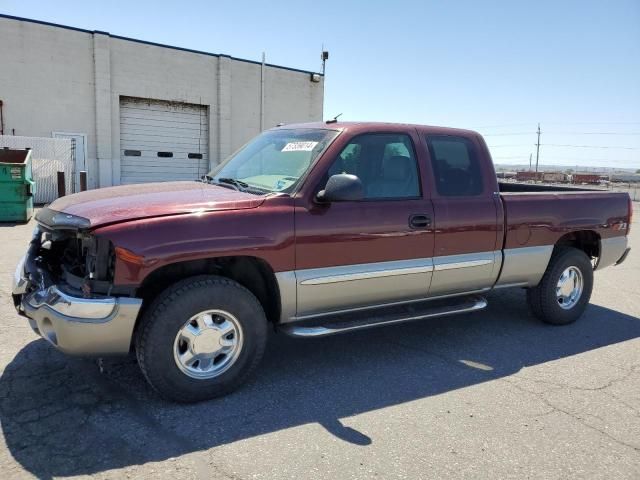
[273,121,481,138]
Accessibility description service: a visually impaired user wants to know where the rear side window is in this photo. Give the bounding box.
[426,136,483,196]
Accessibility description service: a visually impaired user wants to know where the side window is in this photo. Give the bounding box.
[325,133,421,200]
[426,135,484,196]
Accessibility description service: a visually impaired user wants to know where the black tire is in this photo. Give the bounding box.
[526,247,594,325]
[135,275,267,403]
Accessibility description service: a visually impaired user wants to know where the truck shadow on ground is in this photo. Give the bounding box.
[1,289,639,478]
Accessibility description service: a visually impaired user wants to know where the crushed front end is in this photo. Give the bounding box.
[11,208,142,355]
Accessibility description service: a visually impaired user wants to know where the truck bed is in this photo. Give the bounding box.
[498,186,630,252]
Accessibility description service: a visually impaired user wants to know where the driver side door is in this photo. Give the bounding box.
[292,131,435,320]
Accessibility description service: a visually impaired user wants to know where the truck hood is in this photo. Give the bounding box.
[43,181,266,228]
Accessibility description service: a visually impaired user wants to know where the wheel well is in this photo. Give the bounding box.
[554,230,600,259]
[136,256,281,324]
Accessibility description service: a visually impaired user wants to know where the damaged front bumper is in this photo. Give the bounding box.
[12,254,142,356]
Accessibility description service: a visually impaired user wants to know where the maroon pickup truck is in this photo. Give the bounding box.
[12,122,632,402]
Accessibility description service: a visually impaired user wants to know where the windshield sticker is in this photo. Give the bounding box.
[281,141,318,152]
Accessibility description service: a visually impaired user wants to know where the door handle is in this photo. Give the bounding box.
[409,214,431,229]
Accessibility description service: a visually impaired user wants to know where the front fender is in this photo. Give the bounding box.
[93,197,295,287]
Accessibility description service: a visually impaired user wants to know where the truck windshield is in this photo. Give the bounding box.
[208,128,340,194]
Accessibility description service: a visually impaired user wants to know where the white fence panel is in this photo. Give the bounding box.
[0,135,74,204]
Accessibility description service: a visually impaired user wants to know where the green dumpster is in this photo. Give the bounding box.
[0,148,36,222]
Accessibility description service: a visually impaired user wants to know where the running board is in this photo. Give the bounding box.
[279,295,488,338]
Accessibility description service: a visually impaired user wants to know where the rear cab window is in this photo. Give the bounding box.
[425,135,484,196]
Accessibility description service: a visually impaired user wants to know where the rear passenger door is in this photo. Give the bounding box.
[424,134,502,296]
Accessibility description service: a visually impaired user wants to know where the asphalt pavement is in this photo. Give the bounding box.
[0,209,638,479]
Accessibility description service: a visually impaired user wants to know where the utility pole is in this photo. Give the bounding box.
[260,52,265,131]
[529,153,532,171]
[535,123,541,173]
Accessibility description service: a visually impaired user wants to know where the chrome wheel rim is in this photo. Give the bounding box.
[173,309,243,379]
[555,266,584,310]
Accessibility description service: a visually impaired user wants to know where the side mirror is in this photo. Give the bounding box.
[316,173,364,203]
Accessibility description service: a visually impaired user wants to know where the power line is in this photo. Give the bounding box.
[546,132,640,135]
[472,121,640,130]
[471,123,533,129]
[487,144,533,148]
[542,122,640,126]
[487,144,640,150]
[482,132,532,136]
[483,131,640,136]
[543,144,639,150]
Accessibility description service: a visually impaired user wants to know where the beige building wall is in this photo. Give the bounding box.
[0,15,324,188]
[0,19,97,181]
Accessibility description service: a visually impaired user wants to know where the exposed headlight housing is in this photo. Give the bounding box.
[35,208,91,231]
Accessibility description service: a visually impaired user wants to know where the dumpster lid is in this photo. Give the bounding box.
[0,148,32,165]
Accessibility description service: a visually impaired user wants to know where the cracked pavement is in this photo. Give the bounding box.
[1,210,639,479]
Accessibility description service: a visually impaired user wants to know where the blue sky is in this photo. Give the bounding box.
[2,0,639,169]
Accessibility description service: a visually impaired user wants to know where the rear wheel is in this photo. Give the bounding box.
[135,275,267,402]
[526,247,594,325]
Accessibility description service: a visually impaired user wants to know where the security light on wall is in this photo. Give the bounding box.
[321,50,329,76]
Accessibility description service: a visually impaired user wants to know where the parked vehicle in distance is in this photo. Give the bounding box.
[515,171,543,182]
[572,173,602,185]
[542,171,569,183]
[12,122,632,402]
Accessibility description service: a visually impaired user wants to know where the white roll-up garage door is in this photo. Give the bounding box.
[119,97,209,185]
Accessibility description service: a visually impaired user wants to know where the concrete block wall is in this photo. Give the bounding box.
[0,15,324,188]
[0,17,97,185]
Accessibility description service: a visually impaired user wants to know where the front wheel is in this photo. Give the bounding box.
[526,247,594,325]
[135,275,267,402]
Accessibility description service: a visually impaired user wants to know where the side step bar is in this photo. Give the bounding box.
[280,295,488,338]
